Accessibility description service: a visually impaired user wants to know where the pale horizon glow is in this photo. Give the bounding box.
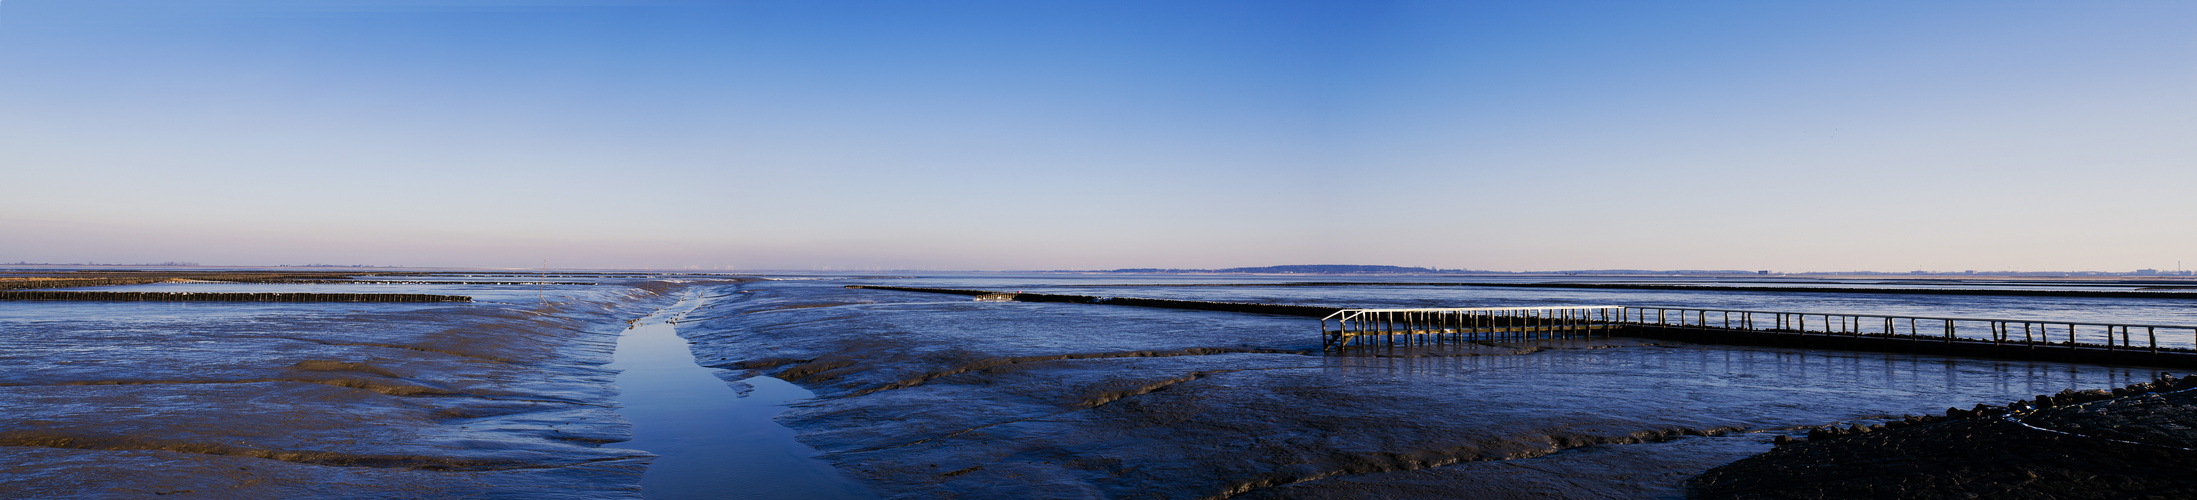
[3,1,2193,272]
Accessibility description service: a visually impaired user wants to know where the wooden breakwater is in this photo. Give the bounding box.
[0,291,472,303]
[844,286,1341,317]
[1071,282,2197,299]
[1,277,179,291]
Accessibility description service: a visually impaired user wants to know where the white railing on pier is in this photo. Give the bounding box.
[1321,306,1626,350]
[1620,306,2197,353]
[1319,304,2197,354]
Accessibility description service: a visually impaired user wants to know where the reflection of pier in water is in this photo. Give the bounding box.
[1323,306,2197,369]
[838,285,2197,369]
[1320,306,1623,350]
[1319,340,2170,397]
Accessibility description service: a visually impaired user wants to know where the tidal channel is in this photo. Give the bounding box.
[608,291,875,499]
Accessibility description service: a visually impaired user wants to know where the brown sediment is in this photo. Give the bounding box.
[0,273,712,497]
[835,347,1308,398]
[0,430,640,471]
[290,360,401,378]
[750,302,866,313]
[269,337,518,364]
[822,368,1281,460]
[12,377,456,397]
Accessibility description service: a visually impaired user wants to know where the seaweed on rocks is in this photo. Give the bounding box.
[1690,375,2197,498]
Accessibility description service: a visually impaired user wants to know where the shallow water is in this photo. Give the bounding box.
[679,276,2196,498]
[0,277,678,498]
[9,272,2196,498]
[608,291,874,499]
[877,274,2197,349]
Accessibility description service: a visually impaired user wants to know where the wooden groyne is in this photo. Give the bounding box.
[1073,282,2197,300]
[845,286,1341,317]
[1,277,179,291]
[0,291,472,303]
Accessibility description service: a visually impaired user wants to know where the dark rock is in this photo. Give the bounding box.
[1688,385,2197,499]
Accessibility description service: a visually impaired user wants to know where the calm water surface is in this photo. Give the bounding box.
[609,290,874,500]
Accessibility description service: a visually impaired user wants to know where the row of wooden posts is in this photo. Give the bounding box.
[1320,306,1625,350]
[1321,305,2197,356]
[1629,307,2197,354]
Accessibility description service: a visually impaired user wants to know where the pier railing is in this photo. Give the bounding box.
[1321,306,1625,350]
[1622,306,2197,354]
[1320,305,2197,356]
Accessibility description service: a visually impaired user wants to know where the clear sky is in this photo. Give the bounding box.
[2,1,2192,272]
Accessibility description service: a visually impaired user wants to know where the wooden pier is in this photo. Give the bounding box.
[1613,306,2197,369]
[1325,305,2197,368]
[1321,306,1625,350]
[842,285,2197,368]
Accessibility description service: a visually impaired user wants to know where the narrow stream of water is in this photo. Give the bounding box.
[609,291,876,499]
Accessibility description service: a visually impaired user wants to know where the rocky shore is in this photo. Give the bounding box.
[1689,376,2197,499]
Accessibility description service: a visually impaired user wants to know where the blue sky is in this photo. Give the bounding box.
[2,1,2192,271]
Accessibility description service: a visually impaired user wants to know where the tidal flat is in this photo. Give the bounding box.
[2,271,2189,498]
[688,278,2170,498]
[0,272,696,498]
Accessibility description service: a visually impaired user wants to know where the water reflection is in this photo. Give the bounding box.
[610,293,875,500]
[1321,340,2168,415]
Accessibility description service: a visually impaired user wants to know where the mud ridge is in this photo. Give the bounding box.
[1076,371,1210,408]
[745,302,866,313]
[1209,425,1751,500]
[4,377,456,396]
[825,368,1279,460]
[291,360,401,378]
[841,347,1306,398]
[0,431,644,471]
[271,337,518,364]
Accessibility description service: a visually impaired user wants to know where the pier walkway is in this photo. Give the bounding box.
[841,285,2197,370]
[1320,306,1625,349]
[1325,305,2197,369]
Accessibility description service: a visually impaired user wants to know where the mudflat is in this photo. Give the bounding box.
[682,279,2170,498]
[0,273,694,498]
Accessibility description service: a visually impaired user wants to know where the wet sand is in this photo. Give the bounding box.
[0,278,694,497]
[7,272,2188,498]
[685,280,2169,499]
[609,290,873,499]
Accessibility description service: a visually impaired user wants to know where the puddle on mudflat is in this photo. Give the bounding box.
[678,279,2190,499]
[609,294,874,500]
